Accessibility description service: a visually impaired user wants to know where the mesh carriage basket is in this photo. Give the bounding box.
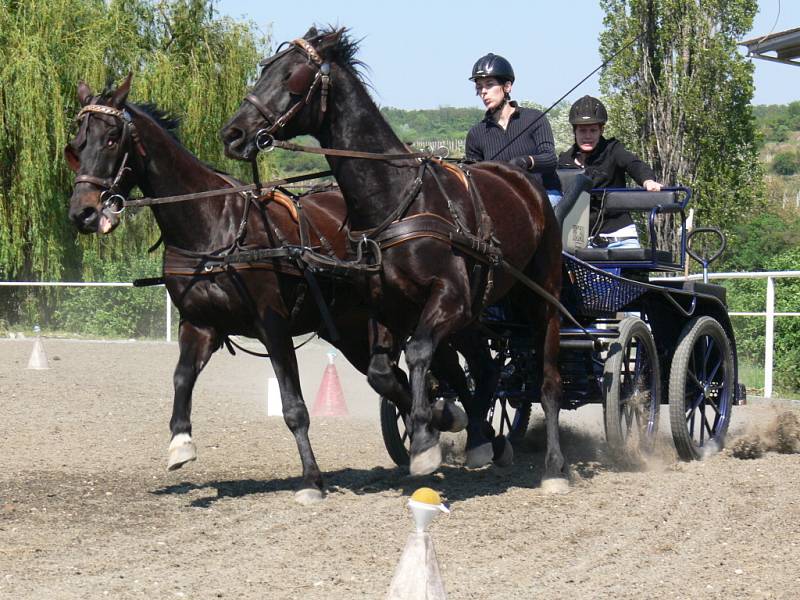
[561,253,650,318]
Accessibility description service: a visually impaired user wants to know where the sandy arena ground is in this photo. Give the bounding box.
[1,337,799,599]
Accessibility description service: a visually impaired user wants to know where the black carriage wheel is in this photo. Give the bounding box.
[379,396,410,466]
[603,317,661,456]
[487,397,532,443]
[668,316,734,461]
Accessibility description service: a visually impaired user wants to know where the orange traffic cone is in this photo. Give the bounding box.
[310,352,348,417]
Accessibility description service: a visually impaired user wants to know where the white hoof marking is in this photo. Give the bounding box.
[410,444,442,476]
[167,434,197,471]
[465,443,493,469]
[294,488,325,505]
[541,477,570,495]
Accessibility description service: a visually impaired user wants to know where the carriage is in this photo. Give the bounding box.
[380,170,745,465]
[68,28,747,501]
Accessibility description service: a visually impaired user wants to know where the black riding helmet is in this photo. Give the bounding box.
[469,53,515,83]
[569,95,608,125]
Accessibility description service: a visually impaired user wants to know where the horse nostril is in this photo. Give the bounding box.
[77,206,98,228]
[222,125,245,150]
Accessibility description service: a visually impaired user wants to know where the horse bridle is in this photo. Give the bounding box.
[244,38,331,152]
[72,104,146,214]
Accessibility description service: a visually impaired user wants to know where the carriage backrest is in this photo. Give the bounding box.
[555,168,593,252]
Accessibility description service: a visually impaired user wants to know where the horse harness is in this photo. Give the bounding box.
[71,103,147,215]
[241,35,594,335]
[236,35,520,316]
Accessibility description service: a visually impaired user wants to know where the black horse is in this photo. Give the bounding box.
[221,28,568,488]
[66,75,469,503]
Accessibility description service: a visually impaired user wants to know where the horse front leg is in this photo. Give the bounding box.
[256,310,324,505]
[366,321,467,436]
[168,320,220,470]
[406,284,472,476]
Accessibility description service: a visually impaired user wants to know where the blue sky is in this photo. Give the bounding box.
[217,0,799,109]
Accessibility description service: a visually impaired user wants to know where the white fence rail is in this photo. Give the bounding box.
[0,281,173,343]
[652,270,800,398]
[3,272,800,396]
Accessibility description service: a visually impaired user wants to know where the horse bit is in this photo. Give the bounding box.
[72,104,146,215]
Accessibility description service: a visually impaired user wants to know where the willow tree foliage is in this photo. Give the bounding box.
[598,0,765,249]
[0,0,267,280]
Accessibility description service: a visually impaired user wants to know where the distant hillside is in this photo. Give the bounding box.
[754,102,800,145]
[270,101,574,175]
[381,102,574,157]
[754,103,800,211]
[270,101,800,212]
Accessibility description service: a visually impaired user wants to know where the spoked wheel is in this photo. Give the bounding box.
[487,397,532,443]
[379,397,410,466]
[669,316,734,461]
[603,317,661,457]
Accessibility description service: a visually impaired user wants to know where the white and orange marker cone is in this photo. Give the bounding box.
[310,351,348,417]
[26,326,49,370]
[386,487,449,600]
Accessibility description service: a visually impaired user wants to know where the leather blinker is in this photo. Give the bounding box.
[286,63,318,96]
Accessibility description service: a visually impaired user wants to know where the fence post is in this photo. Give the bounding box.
[764,276,775,399]
[166,286,172,343]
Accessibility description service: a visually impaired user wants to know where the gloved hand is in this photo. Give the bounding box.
[510,156,532,170]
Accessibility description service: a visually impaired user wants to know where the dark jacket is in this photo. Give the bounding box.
[558,137,656,234]
[466,102,561,191]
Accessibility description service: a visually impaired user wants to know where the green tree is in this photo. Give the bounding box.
[772,151,800,176]
[599,0,765,250]
[0,0,267,281]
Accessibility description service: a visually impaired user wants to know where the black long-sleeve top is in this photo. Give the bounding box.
[558,136,657,234]
[466,102,561,191]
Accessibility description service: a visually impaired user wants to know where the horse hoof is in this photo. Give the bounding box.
[294,488,325,505]
[433,399,467,433]
[410,444,442,476]
[167,434,197,471]
[492,436,514,467]
[541,477,570,495]
[465,442,493,469]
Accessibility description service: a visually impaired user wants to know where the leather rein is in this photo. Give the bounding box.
[243,37,595,338]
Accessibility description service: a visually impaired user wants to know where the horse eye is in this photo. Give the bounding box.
[107,138,118,147]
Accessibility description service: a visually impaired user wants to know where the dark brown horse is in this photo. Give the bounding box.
[65,75,469,503]
[220,28,568,488]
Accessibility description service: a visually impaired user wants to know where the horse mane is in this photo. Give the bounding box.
[305,26,372,88]
[97,85,181,138]
[102,90,233,178]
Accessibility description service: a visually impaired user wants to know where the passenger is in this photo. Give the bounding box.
[465,53,562,207]
[558,95,663,249]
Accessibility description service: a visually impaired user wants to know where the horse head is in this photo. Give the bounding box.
[221,26,349,161]
[66,73,139,234]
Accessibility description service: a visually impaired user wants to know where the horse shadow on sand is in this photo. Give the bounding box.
[152,415,671,509]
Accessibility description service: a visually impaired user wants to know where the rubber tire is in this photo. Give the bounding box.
[603,317,661,457]
[668,316,734,461]
[379,397,410,466]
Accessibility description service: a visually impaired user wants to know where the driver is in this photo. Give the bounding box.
[558,95,663,248]
[465,53,562,206]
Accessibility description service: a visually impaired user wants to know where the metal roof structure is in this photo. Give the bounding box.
[740,26,800,67]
